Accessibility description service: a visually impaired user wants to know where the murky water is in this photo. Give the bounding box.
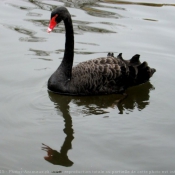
[0,0,175,174]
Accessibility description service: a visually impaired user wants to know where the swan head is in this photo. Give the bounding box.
[47,7,70,33]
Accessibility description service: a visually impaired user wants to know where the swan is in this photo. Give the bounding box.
[47,7,156,96]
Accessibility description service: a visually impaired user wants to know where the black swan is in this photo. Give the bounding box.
[47,7,156,96]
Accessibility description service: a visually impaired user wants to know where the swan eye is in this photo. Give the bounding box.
[47,14,58,33]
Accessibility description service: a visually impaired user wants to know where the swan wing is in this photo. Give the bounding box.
[70,56,128,95]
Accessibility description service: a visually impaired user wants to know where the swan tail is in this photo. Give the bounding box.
[127,54,156,86]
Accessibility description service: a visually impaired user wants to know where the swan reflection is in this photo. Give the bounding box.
[50,82,154,115]
[42,95,74,167]
[42,82,154,166]
[118,82,155,114]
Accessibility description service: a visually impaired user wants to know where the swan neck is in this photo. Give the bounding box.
[60,16,74,79]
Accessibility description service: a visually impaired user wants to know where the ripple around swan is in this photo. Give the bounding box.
[30,92,55,114]
[1,87,54,125]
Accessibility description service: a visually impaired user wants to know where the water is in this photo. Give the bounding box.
[0,0,175,174]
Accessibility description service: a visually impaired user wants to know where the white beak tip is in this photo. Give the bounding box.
[47,27,52,33]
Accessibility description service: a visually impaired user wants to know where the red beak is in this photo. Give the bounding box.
[47,15,58,33]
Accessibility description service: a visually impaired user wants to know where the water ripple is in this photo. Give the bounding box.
[7,3,36,11]
[19,37,46,42]
[30,92,54,113]
[3,24,36,35]
[3,24,46,42]
[76,42,99,46]
[56,0,99,9]
[29,48,51,57]
[14,1,120,35]
[77,25,116,33]
[56,49,105,55]
[26,19,49,27]
[45,21,116,34]
[82,6,119,18]
[28,0,56,11]
[26,12,42,17]
[100,0,175,7]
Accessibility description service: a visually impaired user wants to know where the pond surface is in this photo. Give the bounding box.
[0,0,175,174]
